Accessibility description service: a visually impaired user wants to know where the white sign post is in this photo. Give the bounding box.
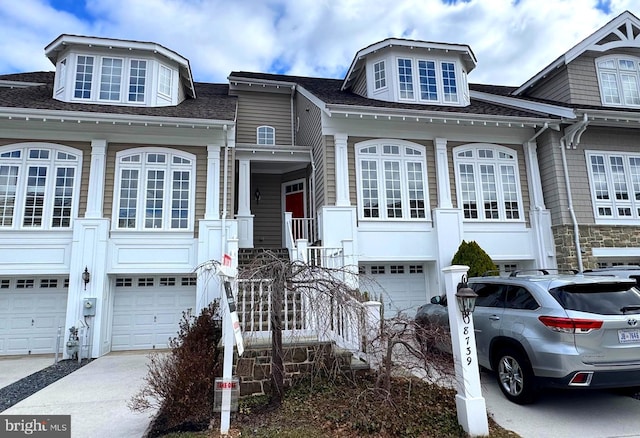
[218,254,242,435]
[442,265,489,437]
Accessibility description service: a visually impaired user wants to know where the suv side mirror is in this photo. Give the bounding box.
[431,295,444,305]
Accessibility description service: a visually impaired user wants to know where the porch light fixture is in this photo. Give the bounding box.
[254,188,261,204]
[456,274,477,323]
[82,267,90,290]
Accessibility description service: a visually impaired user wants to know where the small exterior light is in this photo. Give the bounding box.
[254,188,261,203]
[82,266,90,290]
[456,274,477,323]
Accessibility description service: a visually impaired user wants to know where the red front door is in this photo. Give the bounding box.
[285,191,304,218]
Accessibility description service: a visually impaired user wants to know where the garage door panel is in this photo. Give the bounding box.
[112,282,195,351]
[7,337,30,353]
[361,264,427,316]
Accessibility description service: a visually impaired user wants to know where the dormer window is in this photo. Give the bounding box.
[397,56,461,105]
[257,126,275,145]
[47,34,196,107]
[374,60,386,90]
[596,55,640,107]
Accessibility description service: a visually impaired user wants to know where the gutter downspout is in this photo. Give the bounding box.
[559,114,590,272]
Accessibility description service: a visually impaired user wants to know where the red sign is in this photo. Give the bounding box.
[216,381,238,390]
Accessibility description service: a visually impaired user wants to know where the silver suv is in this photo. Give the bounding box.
[417,270,640,404]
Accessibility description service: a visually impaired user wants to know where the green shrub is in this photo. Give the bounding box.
[451,240,497,277]
[129,300,223,435]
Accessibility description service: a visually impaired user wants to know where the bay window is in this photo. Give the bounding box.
[396,56,461,105]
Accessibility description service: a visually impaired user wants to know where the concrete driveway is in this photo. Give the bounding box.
[482,370,640,438]
[0,355,54,389]
[2,351,156,438]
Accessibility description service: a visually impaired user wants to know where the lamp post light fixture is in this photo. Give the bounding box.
[82,267,90,290]
[455,274,478,323]
[254,188,261,204]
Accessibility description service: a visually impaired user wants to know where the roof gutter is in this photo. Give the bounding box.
[559,113,590,272]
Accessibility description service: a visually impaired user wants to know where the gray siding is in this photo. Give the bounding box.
[566,54,601,106]
[294,93,325,211]
[251,173,282,247]
[325,135,336,205]
[235,90,293,145]
[526,66,571,103]
[537,129,569,226]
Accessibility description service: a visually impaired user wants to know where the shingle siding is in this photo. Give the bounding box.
[566,54,602,106]
[294,93,325,212]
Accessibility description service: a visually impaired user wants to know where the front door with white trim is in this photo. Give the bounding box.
[283,179,306,240]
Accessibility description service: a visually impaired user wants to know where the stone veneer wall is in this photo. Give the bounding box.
[234,342,351,397]
[553,224,640,270]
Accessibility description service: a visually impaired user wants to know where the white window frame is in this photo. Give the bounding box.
[0,143,82,230]
[112,148,196,232]
[73,54,94,100]
[596,55,640,107]
[158,64,173,98]
[586,150,640,224]
[56,58,67,92]
[395,55,462,105]
[98,56,124,102]
[453,144,524,222]
[355,140,429,221]
[72,54,148,104]
[373,60,387,91]
[257,126,275,145]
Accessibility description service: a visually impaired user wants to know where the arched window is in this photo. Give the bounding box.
[0,143,82,229]
[454,144,523,221]
[257,126,275,145]
[355,141,428,220]
[596,55,640,107]
[113,148,195,231]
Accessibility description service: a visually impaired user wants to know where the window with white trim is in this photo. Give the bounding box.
[596,55,640,107]
[587,151,640,221]
[356,141,428,220]
[257,126,275,145]
[158,64,172,97]
[396,56,462,105]
[0,144,81,229]
[454,145,523,221]
[57,58,67,91]
[73,54,148,103]
[113,149,195,231]
[374,60,386,90]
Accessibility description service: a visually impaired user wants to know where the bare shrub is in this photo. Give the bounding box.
[129,300,223,434]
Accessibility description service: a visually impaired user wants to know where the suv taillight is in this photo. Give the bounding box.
[538,316,603,333]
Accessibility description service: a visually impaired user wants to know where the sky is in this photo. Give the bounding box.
[0,0,638,86]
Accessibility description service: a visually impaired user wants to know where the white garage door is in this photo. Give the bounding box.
[111,276,196,351]
[0,277,68,355]
[359,264,427,317]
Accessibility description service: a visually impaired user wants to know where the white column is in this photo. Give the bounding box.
[434,137,452,209]
[236,159,254,248]
[85,139,107,218]
[442,265,489,437]
[205,144,221,220]
[334,133,350,206]
[237,159,251,216]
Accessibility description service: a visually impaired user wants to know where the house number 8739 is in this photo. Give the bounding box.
[463,325,472,366]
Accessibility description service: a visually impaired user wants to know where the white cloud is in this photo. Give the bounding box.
[0,0,639,86]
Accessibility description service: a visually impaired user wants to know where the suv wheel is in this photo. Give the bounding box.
[495,348,537,404]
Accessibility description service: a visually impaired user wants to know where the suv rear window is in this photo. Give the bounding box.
[550,283,640,315]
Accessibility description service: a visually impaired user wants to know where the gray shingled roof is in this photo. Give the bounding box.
[230,71,557,119]
[0,71,236,121]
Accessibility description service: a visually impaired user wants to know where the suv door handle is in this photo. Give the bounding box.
[489,315,500,321]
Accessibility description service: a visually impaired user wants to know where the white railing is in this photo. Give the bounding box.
[235,275,379,362]
[307,246,344,269]
[291,217,317,243]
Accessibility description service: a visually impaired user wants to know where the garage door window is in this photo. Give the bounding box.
[0,144,81,229]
